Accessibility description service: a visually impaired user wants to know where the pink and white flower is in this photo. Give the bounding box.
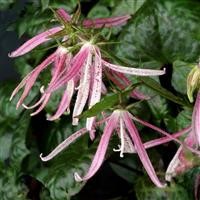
[9,8,165,141]
[40,109,191,187]
[165,91,200,181]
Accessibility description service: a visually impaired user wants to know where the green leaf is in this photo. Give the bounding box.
[172,61,192,95]
[109,154,141,184]
[135,177,190,200]
[87,5,110,18]
[115,0,200,66]
[0,113,30,169]
[80,85,137,119]
[41,0,49,11]
[0,82,39,121]
[176,107,192,130]
[27,119,98,200]
[139,77,189,107]
[0,0,14,10]
[0,168,28,200]
[112,0,146,16]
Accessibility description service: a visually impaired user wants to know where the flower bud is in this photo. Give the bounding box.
[187,63,200,102]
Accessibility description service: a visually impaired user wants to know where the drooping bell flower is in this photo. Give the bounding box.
[10,46,72,113]
[40,109,192,187]
[9,7,165,140]
[44,42,165,138]
[8,9,131,58]
[165,91,200,181]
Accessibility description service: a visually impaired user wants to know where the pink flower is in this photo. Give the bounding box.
[8,9,131,58]
[40,109,190,187]
[10,46,72,113]
[9,8,165,141]
[105,69,150,100]
[165,91,200,181]
[44,42,165,138]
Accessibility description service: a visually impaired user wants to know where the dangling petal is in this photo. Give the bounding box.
[86,48,102,138]
[30,93,51,116]
[47,43,91,92]
[14,53,56,108]
[123,111,166,188]
[105,70,149,100]
[103,60,165,76]
[74,110,120,182]
[48,80,75,120]
[72,51,92,125]
[9,27,62,57]
[144,126,191,150]
[83,15,131,28]
[40,127,88,161]
[56,9,71,22]
[166,131,197,181]
[23,92,47,109]
[165,146,183,182]
[192,91,200,146]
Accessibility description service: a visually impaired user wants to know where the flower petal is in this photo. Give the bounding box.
[83,15,131,28]
[192,91,200,146]
[56,9,71,22]
[74,110,120,181]
[86,48,102,138]
[123,111,165,188]
[13,52,56,108]
[30,93,51,116]
[165,146,183,181]
[103,60,165,76]
[72,51,92,125]
[9,27,62,57]
[40,127,88,161]
[105,69,149,100]
[47,43,91,92]
[47,80,75,121]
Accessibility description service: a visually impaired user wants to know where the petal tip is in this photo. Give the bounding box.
[40,153,48,162]
[74,172,83,182]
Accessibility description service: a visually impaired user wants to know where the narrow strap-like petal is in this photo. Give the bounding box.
[9,27,62,57]
[30,93,51,116]
[74,110,120,181]
[103,60,165,76]
[47,43,90,92]
[56,9,71,22]
[40,127,88,161]
[72,51,92,125]
[165,146,183,181]
[83,15,131,28]
[133,115,200,156]
[48,80,74,121]
[86,48,102,138]
[15,53,56,108]
[123,111,166,188]
[192,91,200,146]
[105,70,149,100]
[40,117,109,162]
[143,126,190,151]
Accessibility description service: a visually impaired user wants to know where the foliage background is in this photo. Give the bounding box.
[0,0,200,199]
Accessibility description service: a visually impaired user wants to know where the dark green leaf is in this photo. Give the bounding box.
[32,124,99,200]
[109,154,141,184]
[115,0,200,66]
[0,168,28,200]
[41,0,49,11]
[135,177,190,200]
[172,61,192,95]
[176,107,192,130]
[139,77,189,106]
